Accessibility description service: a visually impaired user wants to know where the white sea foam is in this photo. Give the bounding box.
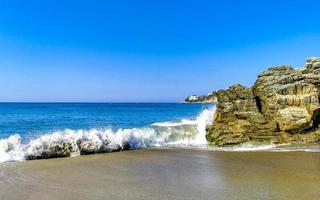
[0,106,216,163]
[217,143,320,152]
[0,135,25,162]
[230,143,277,152]
[152,106,215,146]
[151,119,196,127]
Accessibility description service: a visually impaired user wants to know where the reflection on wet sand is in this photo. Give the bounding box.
[0,149,319,200]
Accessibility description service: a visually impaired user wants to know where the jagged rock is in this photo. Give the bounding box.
[205,57,320,146]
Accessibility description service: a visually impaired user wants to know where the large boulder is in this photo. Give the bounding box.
[276,107,311,132]
[206,57,320,146]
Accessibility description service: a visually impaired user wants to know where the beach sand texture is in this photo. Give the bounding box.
[0,149,319,200]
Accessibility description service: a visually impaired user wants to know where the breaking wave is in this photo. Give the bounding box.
[0,106,215,163]
[2,104,316,163]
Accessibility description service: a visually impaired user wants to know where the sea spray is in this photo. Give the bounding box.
[0,135,25,162]
[0,106,215,162]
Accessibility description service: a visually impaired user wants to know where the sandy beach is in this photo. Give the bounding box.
[0,148,319,200]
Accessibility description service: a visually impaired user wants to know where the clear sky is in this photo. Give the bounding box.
[0,0,319,102]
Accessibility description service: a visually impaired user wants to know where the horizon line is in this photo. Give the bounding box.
[0,101,186,104]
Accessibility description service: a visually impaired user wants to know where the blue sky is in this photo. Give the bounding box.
[0,0,319,102]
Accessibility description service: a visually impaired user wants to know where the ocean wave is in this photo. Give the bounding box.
[151,119,196,127]
[3,105,316,163]
[0,106,216,163]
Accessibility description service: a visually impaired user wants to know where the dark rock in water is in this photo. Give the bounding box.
[25,140,79,160]
[203,57,320,146]
[24,135,123,160]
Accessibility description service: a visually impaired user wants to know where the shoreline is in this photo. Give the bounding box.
[0,148,319,200]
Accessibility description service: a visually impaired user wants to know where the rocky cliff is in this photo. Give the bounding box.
[205,57,320,146]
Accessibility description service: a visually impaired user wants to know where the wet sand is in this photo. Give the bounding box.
[0,149,319,200]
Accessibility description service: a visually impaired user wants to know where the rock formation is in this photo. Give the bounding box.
[204,57,320,146]
[185,92,217,103]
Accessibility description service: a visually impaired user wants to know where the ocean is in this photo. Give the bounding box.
[0,103,215,162]
[1,103,318,163]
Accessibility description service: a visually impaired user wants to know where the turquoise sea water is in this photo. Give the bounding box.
[0,103,318,162]
[0,103,211,140]
[0,103,215,162]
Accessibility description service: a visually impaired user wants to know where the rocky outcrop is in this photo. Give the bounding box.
[185,95,203,102]
[185,92,217,103]
[206,57,320,146]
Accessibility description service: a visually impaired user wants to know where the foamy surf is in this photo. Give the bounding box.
[151,119,196,127]
[0,106,215,163]
[1,105,317,163]
[206,143,320,152]
[229,143,277,152]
